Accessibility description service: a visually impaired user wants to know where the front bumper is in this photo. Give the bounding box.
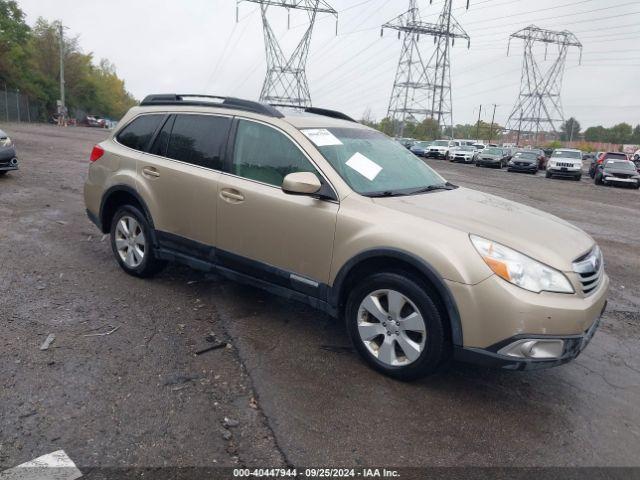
[602,176,640,186]
[454,302,605,370]
[452,155,473,163]
[426,150,447,158]
[446,271,609,369]
[547,167,581,177]
[0,147,18,171]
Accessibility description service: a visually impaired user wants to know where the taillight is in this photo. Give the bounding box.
[90,145,105,162]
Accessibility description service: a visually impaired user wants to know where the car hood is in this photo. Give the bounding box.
[604,168,639,176]
[512,157,536,164]
[550,156,581,163]
[430,145,448,150]
[480,153,501,159]
[372,187,593,271]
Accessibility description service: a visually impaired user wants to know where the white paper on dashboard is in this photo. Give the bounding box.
[301,129,343,147]
[346,152,382,181]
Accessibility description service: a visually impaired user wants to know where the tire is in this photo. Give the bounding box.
[545,171,552,179]
[0,171,7,176]
[594,173,603,185]
[110,205,166,278]
[345,272,447,381]
[575,175,582,181]
[475,163,480,167]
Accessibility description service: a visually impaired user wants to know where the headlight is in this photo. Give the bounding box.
[0,137,12,147]
[470,235,574,294]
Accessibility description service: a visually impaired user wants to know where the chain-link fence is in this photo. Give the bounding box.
[0,87,43,123]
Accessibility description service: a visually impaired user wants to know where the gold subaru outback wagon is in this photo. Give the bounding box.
[84,94,608,380]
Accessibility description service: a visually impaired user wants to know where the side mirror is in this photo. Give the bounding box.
[282,172,322,196]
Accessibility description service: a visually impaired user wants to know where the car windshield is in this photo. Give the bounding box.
[605,160,635,171]
[433,140,449,146]
[413,141,431,147]
[307,128,447,196]
[605,153,628,160]
[515,152,537,158]
[484,148,502,155]
[552,150,581,159]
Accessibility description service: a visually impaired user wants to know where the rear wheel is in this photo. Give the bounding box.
[345,272,447,381]
[110,205,166,278]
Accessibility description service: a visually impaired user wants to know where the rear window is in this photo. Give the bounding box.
[605,160,635,170]
[116,115,165,152]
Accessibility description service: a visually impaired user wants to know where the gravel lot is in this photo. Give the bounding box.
[1,123,639,470]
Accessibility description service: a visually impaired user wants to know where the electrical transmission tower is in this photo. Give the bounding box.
[505,25,582,141]
[382,0,470,138]
[237,0,337,107]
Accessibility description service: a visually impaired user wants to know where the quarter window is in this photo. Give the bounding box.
[232,120,316,187]
[165,114,231,169]
[116,115,165,152]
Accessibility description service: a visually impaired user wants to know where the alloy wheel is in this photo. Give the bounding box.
[357,289,427,367]
[115,215,146,268]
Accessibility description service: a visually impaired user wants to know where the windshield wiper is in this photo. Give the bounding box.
[408,182,458,195]
[365,190,409,198]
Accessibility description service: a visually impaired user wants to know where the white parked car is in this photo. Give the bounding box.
[426,140,460,160]
[450,145,476,163]
[546,149,583,181]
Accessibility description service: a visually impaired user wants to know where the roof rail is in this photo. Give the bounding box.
[268,103,357,123]
[139,94,285,118]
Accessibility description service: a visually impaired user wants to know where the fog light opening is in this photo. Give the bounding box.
[498,339,564,359]
[10,157,18,166]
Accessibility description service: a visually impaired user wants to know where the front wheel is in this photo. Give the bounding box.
[345,272,447,381]
[594,173,603,185]
[0,171,7,177]
[110,205,166,278]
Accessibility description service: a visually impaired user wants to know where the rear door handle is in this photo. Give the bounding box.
[142,166,160,178]
[220,188,244,203]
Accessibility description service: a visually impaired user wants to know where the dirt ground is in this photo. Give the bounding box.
[1,123,639,471]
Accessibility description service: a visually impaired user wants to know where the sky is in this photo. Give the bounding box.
[16,0,640,129]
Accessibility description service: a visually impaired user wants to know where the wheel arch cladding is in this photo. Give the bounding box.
[331,249,463,346]
[100,186,156,243]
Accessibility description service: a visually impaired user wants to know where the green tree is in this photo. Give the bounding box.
[560,117,581,141]
[584,126,606,142]
[0,5,136,120]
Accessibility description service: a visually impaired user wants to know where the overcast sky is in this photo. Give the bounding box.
[17,0,640,128]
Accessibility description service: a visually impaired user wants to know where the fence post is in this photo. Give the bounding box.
[3,83,8,122]
[26,95,31,123]
[16,88,21,122]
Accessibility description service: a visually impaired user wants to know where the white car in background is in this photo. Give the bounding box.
[546,148,583,181]
[426,139,460,160]
[450,145,476,163]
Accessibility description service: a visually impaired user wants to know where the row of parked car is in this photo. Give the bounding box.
[398,138,640,190]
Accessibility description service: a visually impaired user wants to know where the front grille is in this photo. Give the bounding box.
[573,247,604,296]
[612,173,632,179]
[555,162,575,168]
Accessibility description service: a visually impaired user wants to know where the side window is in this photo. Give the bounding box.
[165,114,231,169]
[116,115,164,152]
[232,120,316,187]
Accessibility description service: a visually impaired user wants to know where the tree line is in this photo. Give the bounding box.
[0,0,136,120]
[557,118,640,145]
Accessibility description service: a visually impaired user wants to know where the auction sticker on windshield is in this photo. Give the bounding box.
[346,152,382,181]
[301,129,343,147]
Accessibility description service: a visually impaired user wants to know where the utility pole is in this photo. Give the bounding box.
[488,104,497,144]
[506,26,582,139]
[59,23,65,113]
[475,104,482,141]
[382,0,471,137]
